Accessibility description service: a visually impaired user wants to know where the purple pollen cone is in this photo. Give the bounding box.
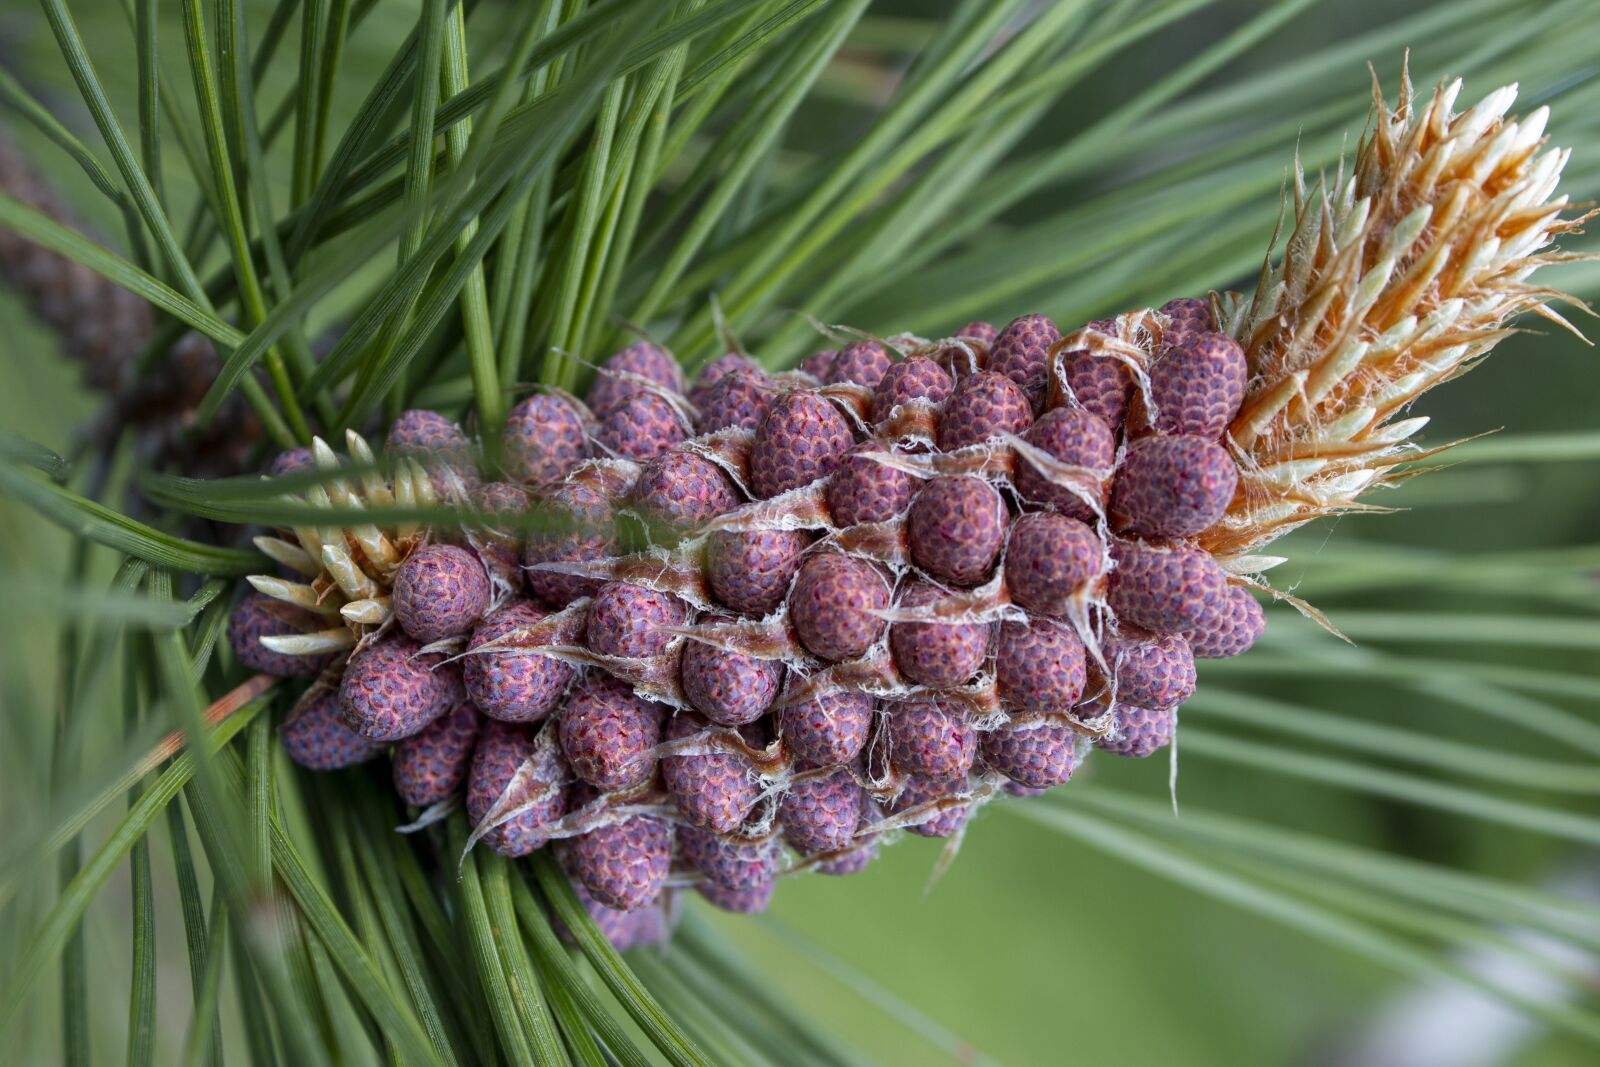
[750,392,855,498]
[892,774,971,839]
[229,593,333,678]
[908,476,1008,587]
[1060,329,1134,429]
[706,528,811,616]
[889,581,990,688]
[466,720,568,856]
[598,391,686,462]
[1094,703,1175,758]
[463,599,575,722]
[696,368,774,434]
[523,481,615,608]
[789,554,890,662]
[339,635,463,741]
[869,356,953,422]
[995,618,1086,712]
[826,442,913,527]
[1159,297,1213,351]
[1004,512,1101,617]
[567,814,673,911]
[586,582,686,659]
[280,690,384,770]
[681,640,783,726]
[631,450,740,529]
[989,313,1061,412]
[1014,407,1116,522]
[587,341,684,419]
[826,339,894,390]
[688,353,761,410]
[781,764,864,855]
[1148,331,1247,438]
[502,394,588,485]
[1108,541,1230,634]
[559,672,665,790]
[887,698,977,782]
[394,701,482,806]
[799,349,837,380]
[392,543,490,643]
[1111,434,1237,539]
[982,717,1080,790]
[662,713,762,834]
[1103,629,1196,711]
[936,371,1033,451]
[680,825,779,891]
[1184,586,1266,659]
[779,689,873,767]
[699,879,775,914]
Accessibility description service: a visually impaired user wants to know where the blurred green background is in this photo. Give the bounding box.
[3,0,1599,1064]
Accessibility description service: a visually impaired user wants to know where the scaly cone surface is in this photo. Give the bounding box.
[228,76,1583,949]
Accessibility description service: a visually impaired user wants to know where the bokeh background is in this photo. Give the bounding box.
[3,1,1598,1064]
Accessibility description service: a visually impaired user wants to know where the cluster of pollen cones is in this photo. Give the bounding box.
[224,75,1583,947]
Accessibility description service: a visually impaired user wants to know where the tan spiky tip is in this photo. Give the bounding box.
[1205,69,1592,561]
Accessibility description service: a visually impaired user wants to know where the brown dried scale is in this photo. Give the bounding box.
[936,370,1033,451]
[502,394,588,485]
[679,825,779,891]
[681,640,783,726]
[706,528,811,616]
[779,689,874,767]
[1013,407,1116,522]
[524,481,615,607]
[1184,586,1266,659]
[339,635,464,741]
[566,813,673,911]
[559,673,665,790]
[631,450,741,530]
[280,691,384,770]
[887,698,977,782]
[1059,324,1133,429]
[586,582,687,659]
[229,593,333,678]
[661,713,762,834]
[1102,630,1195,711]
[995,619,1086,713]
[889,581,990,688]
[463,600,575,722]
[988,313,1060,412]
[392,543,491,643]
[892,774,971,839]
[869,355,952,423]
[587,341,684,419]
[393,701,482,806]
[981,717,1080,790]
[1094,703,1175,758]
[789,553,890,662]
[780,764,864,854]
[1108,541,1230,634]
[908,476,1007,587]
[688,353,761,410]
[1147,331,1247,438]
[750,392,855,498]
[1111,434,1238,539]
[826,339,894,389]
[825,442,913,527]
[466,720,568,856]
[1004,512,1101,617]
[695,367,774,434]
[598,390,687,462]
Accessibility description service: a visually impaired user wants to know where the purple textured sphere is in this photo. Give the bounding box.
[1185,586,1266,659]
[957,320,998,345]
[788,554,890,662]
[268,447,315,477]
[1094,703,1175,758]
[908,476,1008,587]
[524,481,615,607]
[586,341,684,419]
[1108,541,1230,634]
[393,701,482,805]
[466,720,567,856]
[1014,407,1117,522]
[779,689,874,767]
[889,581,990,687]
[825,442,913,527]
[1103,629,1195,710]
[339,635,464,741]
[982,717,1080,789]
[695,367,774,434]
[502,394,588,485]
[387,409,479,495]
[392,543,491,643]
[471,481,531,576]
[887,698,977,782]
[936,371,1034,451]
[680,825,779,891]
[1060,333,1133,430]
[826,340,894,390]
[559,672,665,790]
[662,713,762,834]
[567,815,673,911]
[869,356,953,422]
[597,391,686,462]
[688,353,761,410]
[586,582,686,659]
[1004,512,1102,616]
[280,690,384,770]
[892,774,970,838]
[989,313,1061,412]
[750,392,855,499]
[631,450,740,529]
[781,764,864,854]
[228,593,332,678]
[1159,297,1213,351]
[799,349,837,379]
[705,528,810,616]
[1111,434,1237,539]
[699,878,774,914]
[681,640,783,726]
[1148,332,1247,438]
[463,599,575,722]
[994,619,1086,713]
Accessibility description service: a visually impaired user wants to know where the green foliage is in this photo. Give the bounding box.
[0,0,1597,1063]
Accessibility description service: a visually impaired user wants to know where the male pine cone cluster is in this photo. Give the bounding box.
[235,299,1260,944]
